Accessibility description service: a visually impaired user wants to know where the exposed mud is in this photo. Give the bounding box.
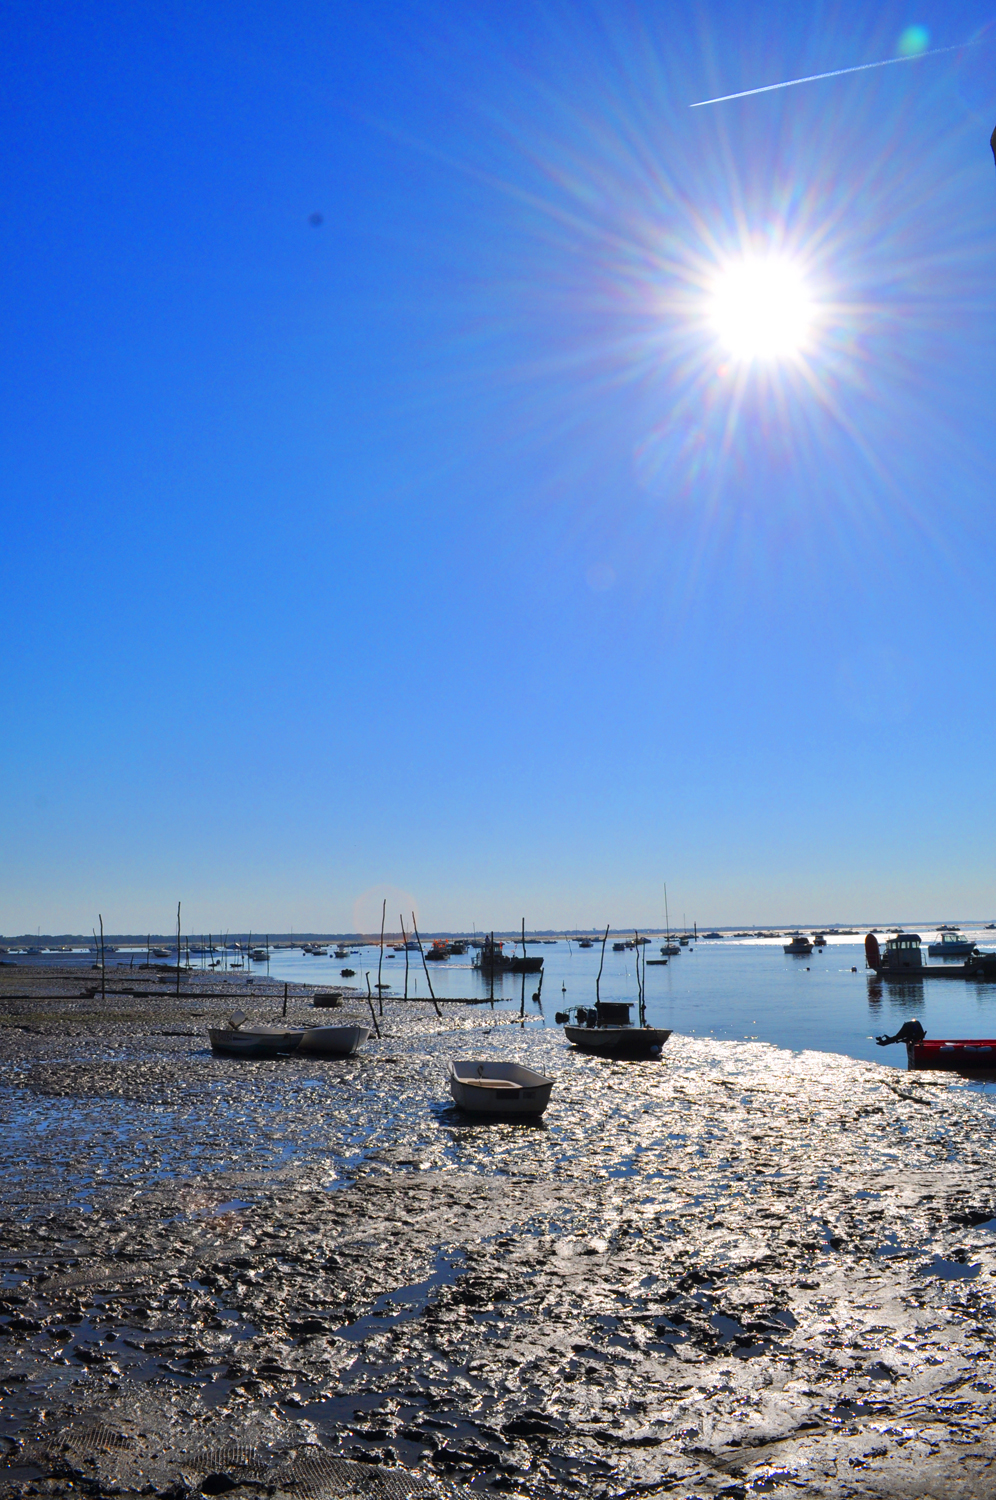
[2,967,996,1498]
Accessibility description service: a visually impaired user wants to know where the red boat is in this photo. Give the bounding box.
[909,1039,996,1071]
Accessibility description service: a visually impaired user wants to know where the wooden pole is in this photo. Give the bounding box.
[412,913,442,1018]
[283,981,288,1018]
[400,915,409,1000]
[96,917,105,1000]
[596,924,609,1013]
[176,903,181,998]
[365,973,382,1037]
[377,898,386,1016]
[489,932,494,1009]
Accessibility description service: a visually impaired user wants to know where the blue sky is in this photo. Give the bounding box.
[2,0,995,936]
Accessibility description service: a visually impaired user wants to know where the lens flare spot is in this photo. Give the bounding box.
[898,25,930,56]
[708,256,814,361]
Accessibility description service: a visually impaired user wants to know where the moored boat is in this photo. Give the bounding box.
[299,1023,371,1056]
[447,1059,554,1116]
[557,1000,671,1055]
[783,935,813,955]
[208,1020,302,1057]
[927,932,977,958]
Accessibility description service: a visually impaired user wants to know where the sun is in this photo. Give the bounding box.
[708,255,815,361]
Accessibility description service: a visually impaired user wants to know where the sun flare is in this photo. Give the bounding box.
[708,255,814,361]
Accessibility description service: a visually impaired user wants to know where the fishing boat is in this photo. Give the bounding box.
[447,1059,554,1116]
[783,935,813,955]
[298,1022,371,1056]
[474,937,513,972]
[865,932,996,980]
[557,1000,671,1055]
[425,940,450,961]
[927,932,977,958]
[578,938,594,948]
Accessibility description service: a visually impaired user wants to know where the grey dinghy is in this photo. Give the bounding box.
[209,1012,371,1057]
[208,1019,302,1057]
[299,1023,371,1056]
[448,1059,555,1116]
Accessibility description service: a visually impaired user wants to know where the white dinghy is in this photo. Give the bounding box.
[298,1023,371,1056]
[448,1059,554,1117]
[208,1014,303,1057]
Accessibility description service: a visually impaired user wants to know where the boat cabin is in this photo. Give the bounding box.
[884,933,923,971]
[571,1001,634,1028]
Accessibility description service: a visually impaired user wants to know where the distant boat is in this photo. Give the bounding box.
[448,1059,554,1116]
[425,940,450,961]
[578,938,594,948]
[783,935,813,955]
[927,932,977,958]
[474,937,513,973]
[701,932,723,940]
[152,947,169,959]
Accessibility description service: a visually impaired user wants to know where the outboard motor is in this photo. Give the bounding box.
[875,1018,926,1047]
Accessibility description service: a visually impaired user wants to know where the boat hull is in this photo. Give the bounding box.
[448,1060,554,1116]
[909,1039,996,1071]
[564,1025,671,1054]
[298,1024,371,1056]
[208,1027,302,1058]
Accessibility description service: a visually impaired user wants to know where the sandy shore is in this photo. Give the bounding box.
[1,966,996,1498]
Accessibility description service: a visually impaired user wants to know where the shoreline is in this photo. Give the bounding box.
[2,969,996,1497]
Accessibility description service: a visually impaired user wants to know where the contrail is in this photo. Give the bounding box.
[690,40,975,108]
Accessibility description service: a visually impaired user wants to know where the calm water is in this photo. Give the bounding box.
[14,931,996,1069]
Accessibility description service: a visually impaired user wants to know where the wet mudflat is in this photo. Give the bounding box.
[2,969,996,1498]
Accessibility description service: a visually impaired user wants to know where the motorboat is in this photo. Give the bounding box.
[447,1059,554,1116]
[875,1019,996,1073]
[812,933,827,946]
[660,943,680,956]
[927,932,977,958]
[425,940,450,961]
[783,935,813,955]
[909,1038,996,1071]
[208,1015,302,1057]
[578,938,594,948]
[299,1023,371,1056]
[557,1000,671,1055]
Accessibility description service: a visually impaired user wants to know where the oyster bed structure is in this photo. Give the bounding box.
[2,967,996,1497]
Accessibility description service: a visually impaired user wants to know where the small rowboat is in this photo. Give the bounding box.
[298,1023,371,1056]
[448,1060,554,1116]
[909,1039,996,1072]
[208,1023,302,1057]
